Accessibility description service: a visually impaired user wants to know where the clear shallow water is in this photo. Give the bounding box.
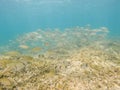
[0,1,120,89]
[0,0,120,46]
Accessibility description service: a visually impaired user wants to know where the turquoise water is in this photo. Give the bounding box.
[0,0,120,46]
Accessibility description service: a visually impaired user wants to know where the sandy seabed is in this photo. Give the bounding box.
[0,26,120,90]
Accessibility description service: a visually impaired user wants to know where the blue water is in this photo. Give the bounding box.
[0,0,120,45]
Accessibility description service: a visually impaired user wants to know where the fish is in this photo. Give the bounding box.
[19,45,29,49]
[5,51,21,56]
[31,47,42,52]
[45,42,49,46]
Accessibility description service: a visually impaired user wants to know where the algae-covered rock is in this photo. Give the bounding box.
[0,78,11,86]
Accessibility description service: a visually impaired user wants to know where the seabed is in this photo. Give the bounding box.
[0,26,120,90]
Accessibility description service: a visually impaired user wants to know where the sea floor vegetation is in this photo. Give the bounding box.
[0,26,120,90]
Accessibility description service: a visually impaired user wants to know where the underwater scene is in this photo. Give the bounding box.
[0,0,120,90]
